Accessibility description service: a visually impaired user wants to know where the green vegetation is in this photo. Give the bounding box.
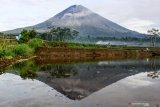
[0,59,78,79]
[44,41,160,53]
[45,41,115,49]
[0,49,13,58]
[0,27,78,59]
[0,43,33,58]
[0,29,44,59]
[19,29,38,43]
[0,26,77,58]
[28,38,43,49]
[40,27,79,42]
[0,33,17,58]
[12,44,33,56]
[11,60,39,79]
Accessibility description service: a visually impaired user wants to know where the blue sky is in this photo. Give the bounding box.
[0,0,159,33]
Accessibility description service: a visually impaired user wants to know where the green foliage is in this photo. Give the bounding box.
[28,29,37,38]
[12,44,33,56]
[19,29,38,43]
[0,31,40,59]
[48,27,79,42]
[0,49,5,58]
[11,60,39,79]
[0,48,13,58]
[4,50,13,57]
[19,30,29,43]
[28,38,43,49]
[46,41,114,49]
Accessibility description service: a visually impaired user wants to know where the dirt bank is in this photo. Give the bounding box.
[35,47,154,64]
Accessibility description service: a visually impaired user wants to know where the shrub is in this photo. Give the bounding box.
[28,38,43,49]
[0,49,5,58]
[12,44,33,56]
[4,50,13,57]
[0,49,13,58]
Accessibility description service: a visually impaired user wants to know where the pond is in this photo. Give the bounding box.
[0,57,160,107]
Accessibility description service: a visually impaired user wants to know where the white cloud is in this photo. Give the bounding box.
[120,73,153,88]
[121,18,155,33]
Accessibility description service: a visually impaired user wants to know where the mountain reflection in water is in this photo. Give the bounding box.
[1,58,160,101]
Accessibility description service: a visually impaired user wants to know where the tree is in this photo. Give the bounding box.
[72,30,79,38]
[19,29,29,43]
[49,27,79,42]
[19,29,38,43]
[148,28,160,47]
[28,29,37,38]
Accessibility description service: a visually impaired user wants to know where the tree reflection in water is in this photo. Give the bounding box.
[0,58,160,80]
[11,60,39,79]
[147,58,160,79]
[40,64,78,78]
[3,60,78,79]
[0,68,6,75]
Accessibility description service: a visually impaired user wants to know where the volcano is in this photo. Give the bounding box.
[4,5,145,38]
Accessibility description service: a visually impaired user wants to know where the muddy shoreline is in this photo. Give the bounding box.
[0,56,37,69]
[36,47,155,58]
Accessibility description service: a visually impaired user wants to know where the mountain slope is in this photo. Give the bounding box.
[4,5,144,38]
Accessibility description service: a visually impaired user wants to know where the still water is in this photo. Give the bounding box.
[0,58,160,107]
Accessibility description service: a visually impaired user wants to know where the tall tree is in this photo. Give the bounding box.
[148,28,160,47]
[72,30,79,38]
[49,27,79,42]
[20,29,29,43]
[28,29,37,38]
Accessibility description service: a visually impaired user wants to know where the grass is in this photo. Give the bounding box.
[45,41,116,49]
[44,41,160,52]
[28,38,43,49]
[12,44,33,56]
[0,44,33,58]
[0,38,43,59]
[0,49,13,58]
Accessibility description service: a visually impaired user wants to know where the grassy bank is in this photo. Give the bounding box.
[0,38,43,68]
[44,41,160,52]
[0,38,43,59]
